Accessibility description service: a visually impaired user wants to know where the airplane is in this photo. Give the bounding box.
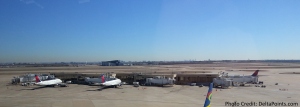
[204,83,213,107]
[223,70,259,78]
[215,70,260,86]
[32,75,65,90]
[97,74,122,91]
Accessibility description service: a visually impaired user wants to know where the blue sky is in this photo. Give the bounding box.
[0,0,300,62]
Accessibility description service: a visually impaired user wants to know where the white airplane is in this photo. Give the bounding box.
[32,75,65,89]
[98,75,122,90]
[223,70,259,78]
[215,70,260,85]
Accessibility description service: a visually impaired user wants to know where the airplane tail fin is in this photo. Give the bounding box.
[101,74,105,83]
[251,70,259,76]
[204,83,213,107]
[35,75,41,83]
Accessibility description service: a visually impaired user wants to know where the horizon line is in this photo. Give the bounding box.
[1,59,300,64]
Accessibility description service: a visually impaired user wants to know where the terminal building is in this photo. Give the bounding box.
[116,72,176,85]
[175,73,220,85]
[16,71,220,86]
[101,60,124,66]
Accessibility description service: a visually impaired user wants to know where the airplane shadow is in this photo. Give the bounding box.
[139,85,174,88]
[86,89,100,91]
[20,86,55,90]
[20,89,36,90]
[85,87,123,91]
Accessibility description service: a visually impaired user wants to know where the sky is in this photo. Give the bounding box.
[0,0,300,62]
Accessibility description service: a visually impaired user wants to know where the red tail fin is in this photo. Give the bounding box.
[101,75,105,83]
[251,70,259,76]
[35,75,41,82]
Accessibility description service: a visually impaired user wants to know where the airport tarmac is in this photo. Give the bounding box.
[0,63,299,107]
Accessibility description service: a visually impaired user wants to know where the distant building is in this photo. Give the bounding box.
[101,60,124,66]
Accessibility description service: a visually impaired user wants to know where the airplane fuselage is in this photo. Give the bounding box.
[101,78,122,86]
[35,78,62,86]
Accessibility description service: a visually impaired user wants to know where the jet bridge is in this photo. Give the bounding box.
[213,77,232,88]
[145,76,175,86]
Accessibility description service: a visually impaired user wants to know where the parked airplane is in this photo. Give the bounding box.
[31,75,65,90]
[214,70,260,87]
[204,83,213,107]
[98,75,122,90]
[224,70,259,78]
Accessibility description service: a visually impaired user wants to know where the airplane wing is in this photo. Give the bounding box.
[29,86,48,90]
